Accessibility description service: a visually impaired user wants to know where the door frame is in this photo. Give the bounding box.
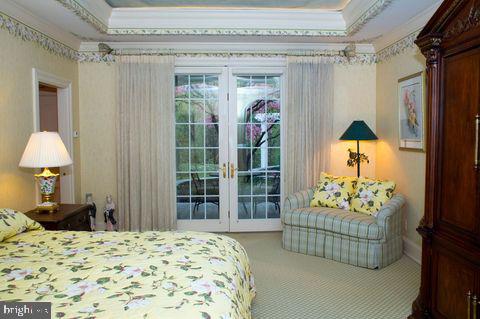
[228,67,285,232]
[32,68,75,204]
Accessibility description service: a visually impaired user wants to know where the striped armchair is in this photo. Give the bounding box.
[282,188,405,269]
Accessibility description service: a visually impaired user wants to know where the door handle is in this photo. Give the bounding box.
[475,114,479,170]
[230,163,236,178]
[220,163,227,178]
[468,291,472,319]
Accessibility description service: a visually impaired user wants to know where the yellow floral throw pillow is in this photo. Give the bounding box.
[0,208,44,242]
[350,177,396,215]
[310,173,357,210]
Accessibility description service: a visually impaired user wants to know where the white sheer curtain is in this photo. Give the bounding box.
[284,56,334,195]
[117,55,176,231]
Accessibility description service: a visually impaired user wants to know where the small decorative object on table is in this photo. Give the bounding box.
[18,132,73,212]
[104,195,117,231]
[339,120,378,177]
[85,193,97,231]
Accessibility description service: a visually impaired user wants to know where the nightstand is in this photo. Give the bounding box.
[25,204,92,231]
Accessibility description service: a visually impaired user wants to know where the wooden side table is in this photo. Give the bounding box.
[25,204,92,231]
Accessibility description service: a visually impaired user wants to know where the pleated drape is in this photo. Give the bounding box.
[284,56,334,195]
[117,55,176,231]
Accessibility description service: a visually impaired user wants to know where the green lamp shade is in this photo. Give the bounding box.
[339,120,378,141]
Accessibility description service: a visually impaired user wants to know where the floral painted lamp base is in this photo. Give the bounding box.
[35,167,59,212]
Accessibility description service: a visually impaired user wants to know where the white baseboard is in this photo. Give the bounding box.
[403,237,422,265]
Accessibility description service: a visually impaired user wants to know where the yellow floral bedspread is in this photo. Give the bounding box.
[0,230,255,319]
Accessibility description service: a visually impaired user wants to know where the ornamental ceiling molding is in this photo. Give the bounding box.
[375,29,421,63]
[54,0,108,33]
[346,0,393,35]
[0,9,420,64]
[52,0,391,37]
[107,28,346,37]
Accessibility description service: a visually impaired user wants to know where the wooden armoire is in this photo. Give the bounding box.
[411,0,480,318]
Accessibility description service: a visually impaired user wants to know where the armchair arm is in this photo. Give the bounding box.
[283,188,316,211]
[375,194,405,241]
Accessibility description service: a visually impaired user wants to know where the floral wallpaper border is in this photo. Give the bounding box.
[108,28,346,37]
[110,49,377,64]
[375,30,421,63]
[0,11,79,60]
[0,9,419,64]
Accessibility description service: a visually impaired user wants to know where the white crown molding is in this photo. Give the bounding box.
[53,0,111,33]
[344,0,393,35]
[0,0,439,64]
[374,1,441,62]
[374,1,441,51]
[44,0,393,37]
[0,6,375,63]
[108,8,346,37]
[0,0,80,49]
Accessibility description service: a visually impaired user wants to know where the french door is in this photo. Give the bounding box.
[175,67,283,232]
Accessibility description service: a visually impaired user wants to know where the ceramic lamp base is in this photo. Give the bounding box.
[35,168,59,213]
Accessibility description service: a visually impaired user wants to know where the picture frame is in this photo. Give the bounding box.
[397,71,426,151]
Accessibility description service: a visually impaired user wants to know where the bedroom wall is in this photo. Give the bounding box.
[78,62,377,227]
[376,47,426,247]
[78,63,117,222]
[0,31,80,212]
[331,63,377,178]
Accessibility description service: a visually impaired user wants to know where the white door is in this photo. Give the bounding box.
[228,69,283,232]
[175,67,283,232]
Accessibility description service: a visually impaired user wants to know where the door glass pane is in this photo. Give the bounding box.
[175,74,220,221]
[236,75,282,220]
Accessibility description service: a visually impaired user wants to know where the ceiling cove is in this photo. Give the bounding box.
[54,0,392,37]
[104,0,352,10]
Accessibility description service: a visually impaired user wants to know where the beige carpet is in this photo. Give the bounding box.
[226,232,420,319]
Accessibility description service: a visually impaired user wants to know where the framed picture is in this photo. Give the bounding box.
[398,72,426,151]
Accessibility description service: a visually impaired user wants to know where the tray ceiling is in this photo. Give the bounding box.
[104,0,351,10]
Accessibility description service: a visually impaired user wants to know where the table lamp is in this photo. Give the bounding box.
[19,131,73,212]
[339,120,378,177]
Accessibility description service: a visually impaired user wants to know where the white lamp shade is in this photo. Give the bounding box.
[19,132,73,168]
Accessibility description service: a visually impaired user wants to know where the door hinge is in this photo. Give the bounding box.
[227,93,229,101]
[228,210,230,218]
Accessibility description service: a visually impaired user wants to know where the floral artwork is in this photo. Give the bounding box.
[0,230,255,319]
[398,72,425,150]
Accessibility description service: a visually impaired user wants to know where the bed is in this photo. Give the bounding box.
[0,209,255,319]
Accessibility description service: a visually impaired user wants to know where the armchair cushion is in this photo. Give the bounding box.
[310,173,357,211]
[283,206,383,240]
[350,177,396,215]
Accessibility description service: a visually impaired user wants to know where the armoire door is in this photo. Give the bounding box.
[438,47,480,241]
[431,246,478,319]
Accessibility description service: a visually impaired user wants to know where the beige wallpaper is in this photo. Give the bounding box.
[376,48,426,245]
[77,62,377,226]
[0,31,80,212]
[331,64,377,178]
[78,63,117,227]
